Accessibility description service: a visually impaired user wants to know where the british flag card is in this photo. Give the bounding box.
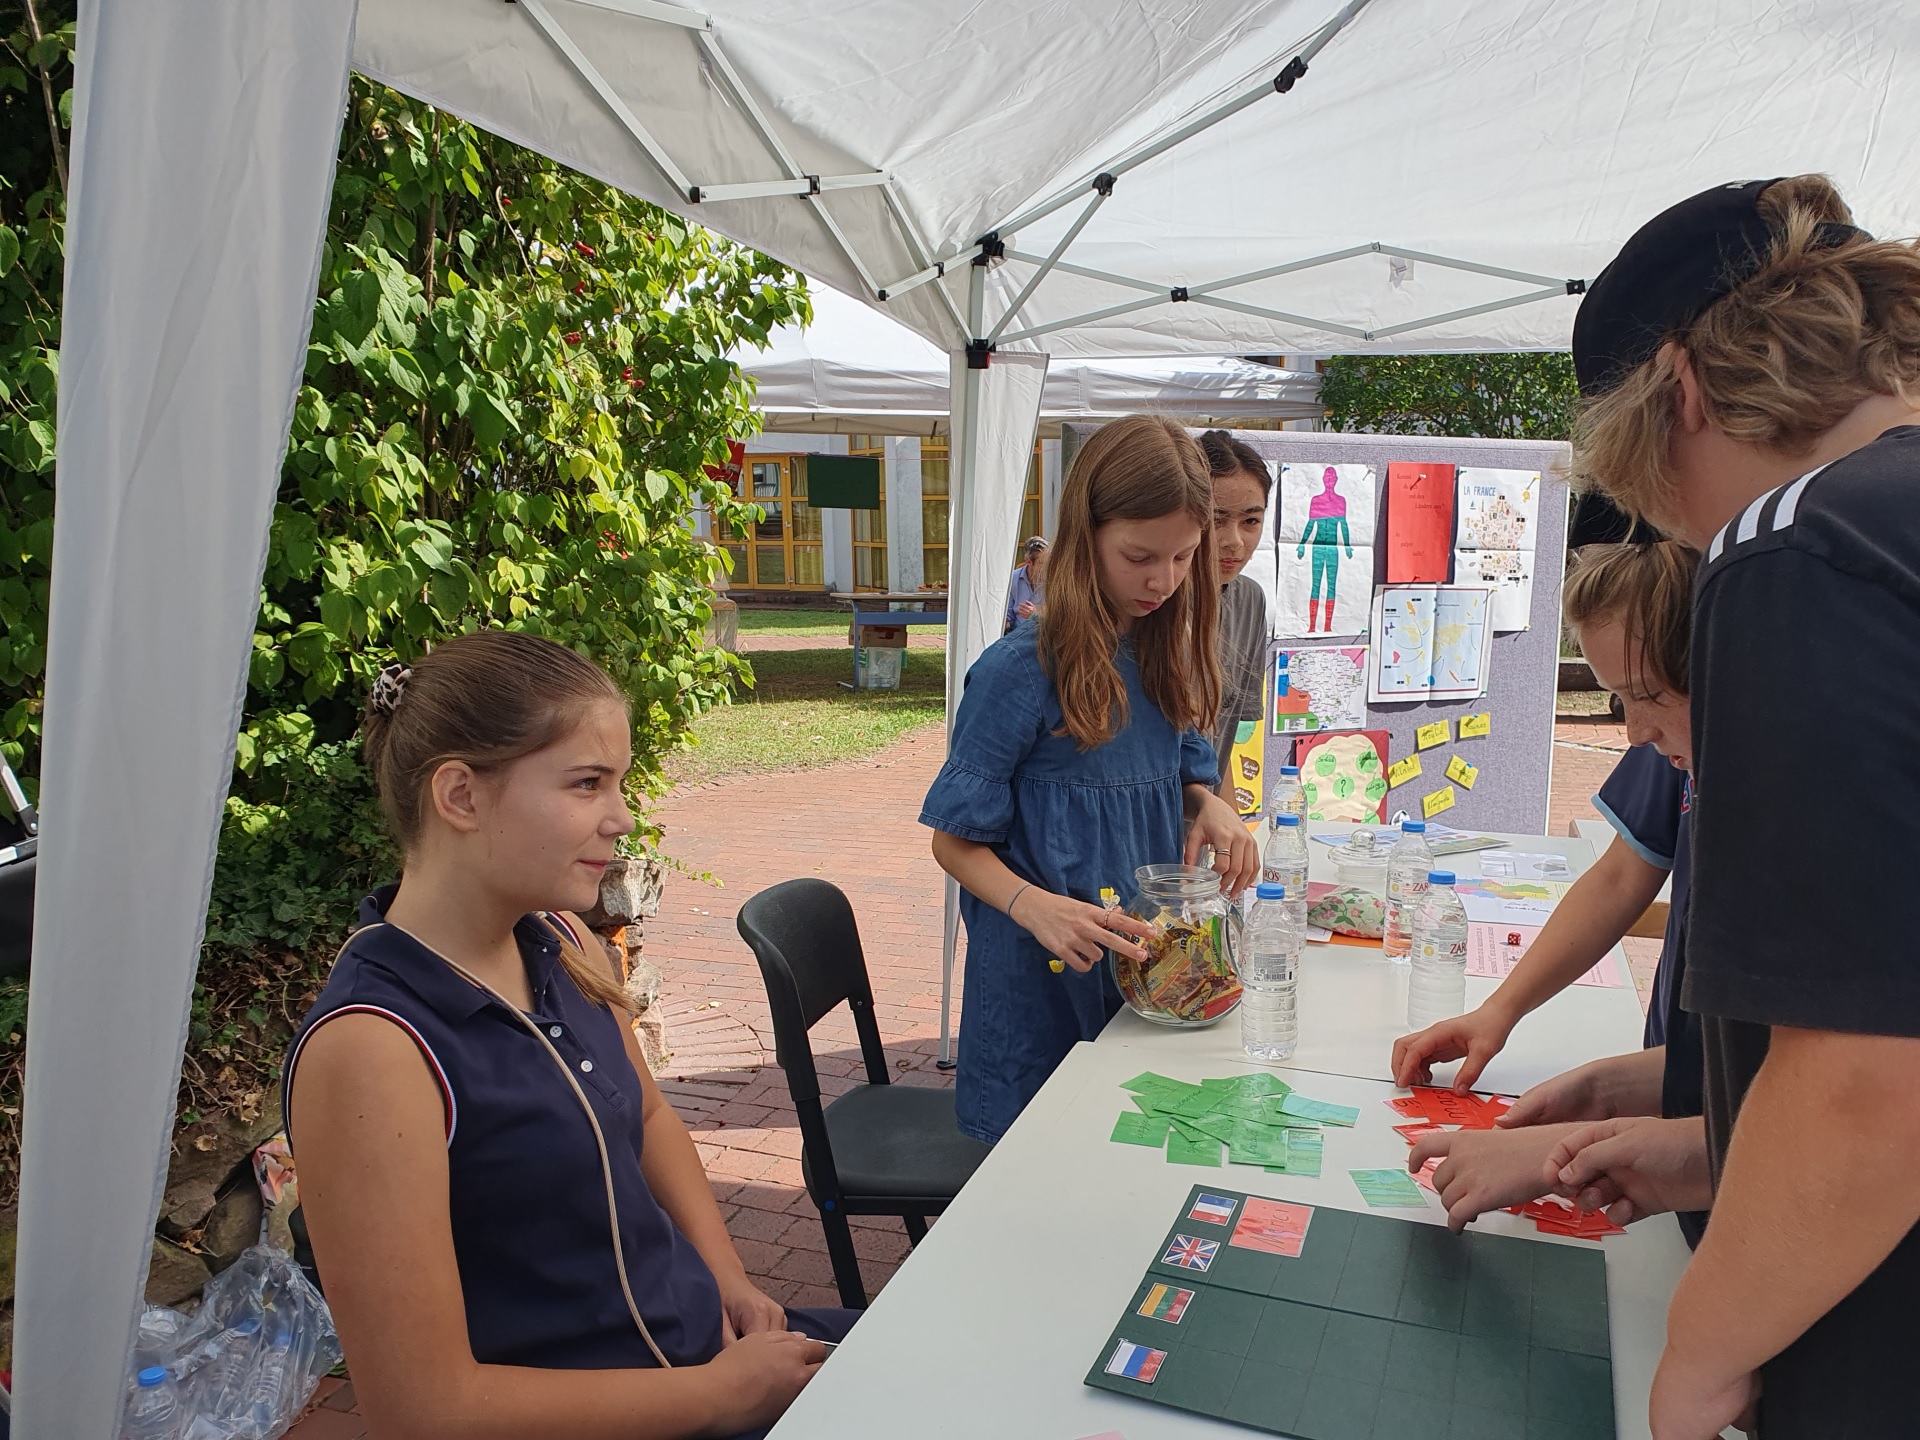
[1188,1192,1237,1225]
[1161,1234,1219,1271]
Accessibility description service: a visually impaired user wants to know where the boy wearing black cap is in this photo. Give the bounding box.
[1565,174,1920,1439]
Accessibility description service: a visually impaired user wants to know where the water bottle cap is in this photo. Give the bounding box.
[1427,870,1455,885]
[1279,765,1300,776]
[1402,820,1426,833]
[1256,882,1286,900]
[137,1366,168,1387]
[1275,813,1301,826]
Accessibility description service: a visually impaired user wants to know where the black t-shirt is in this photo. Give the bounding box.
[1685,426,1920,1437]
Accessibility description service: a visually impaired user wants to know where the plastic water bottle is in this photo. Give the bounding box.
[1381,820,1435,965]
[1240,882,1299,1061]
[1261,813,1309,930]
[200,1314,262,1422]
[122,1366,181,1440]
[242,1315,295,1433]
[1269,764,1305,822]
[1407,870,1470,1029]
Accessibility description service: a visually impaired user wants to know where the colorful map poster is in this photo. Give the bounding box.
[1271,645,1368,735]
[1454,468,1540,631]
[1367,584,1494,701]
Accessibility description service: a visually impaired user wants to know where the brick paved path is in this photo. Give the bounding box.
[288,711,1648,1435]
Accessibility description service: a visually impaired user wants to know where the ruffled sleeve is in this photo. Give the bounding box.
[919,635,1047,844]
[1180,728,1220,789]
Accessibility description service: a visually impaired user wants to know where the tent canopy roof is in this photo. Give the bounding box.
[742,285,1320,434]
[354,0,1920,358]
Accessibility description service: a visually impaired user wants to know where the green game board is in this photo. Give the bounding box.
[1084,1184,1614,1440]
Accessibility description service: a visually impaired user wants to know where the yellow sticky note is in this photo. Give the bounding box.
[1445,755,1478,790]
[1415,720,1450,751]
[1387,754,1422,789]
[1422,785,1457,819]
[1458,712,1491,739]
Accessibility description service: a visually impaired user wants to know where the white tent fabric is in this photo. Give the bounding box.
[354,0,1920,358]
[743,286,1319,435]
[27,1,1920,1431]
[12,2,357,1432]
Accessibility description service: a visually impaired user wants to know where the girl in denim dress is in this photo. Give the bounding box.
[921,416,1261,1143]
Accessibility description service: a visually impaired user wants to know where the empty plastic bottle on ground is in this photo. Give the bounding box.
[1269,764,1305,822]
[122,1366,181,1440]
[1261,813,1309,929]
[1407,870,1470,1030]
[197,1314,261,1426]
[242,1314,296,1434]
[1240,882,1299,1062]
[1381,820,1435,964]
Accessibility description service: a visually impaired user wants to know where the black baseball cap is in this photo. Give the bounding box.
[1572,178,1867,397]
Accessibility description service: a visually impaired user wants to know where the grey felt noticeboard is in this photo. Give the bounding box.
[1061,425,1571,836]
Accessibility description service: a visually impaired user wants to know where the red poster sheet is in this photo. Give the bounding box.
[1385,461,1455,583]
[1229,1197,1315,1257]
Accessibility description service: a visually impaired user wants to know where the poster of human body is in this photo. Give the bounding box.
[1276,463,1376,636]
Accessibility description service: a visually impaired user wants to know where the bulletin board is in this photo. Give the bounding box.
[1061,427,1570,835]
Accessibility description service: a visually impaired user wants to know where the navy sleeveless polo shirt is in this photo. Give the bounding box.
[285,887,725,1370]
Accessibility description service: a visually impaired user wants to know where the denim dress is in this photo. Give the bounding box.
[920,622,1219,1142]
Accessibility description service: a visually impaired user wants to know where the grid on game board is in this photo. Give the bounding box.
[1084,1186,1614,1440]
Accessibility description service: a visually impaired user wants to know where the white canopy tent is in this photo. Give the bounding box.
[741,285,1320,435]
[22,1,1920,1431]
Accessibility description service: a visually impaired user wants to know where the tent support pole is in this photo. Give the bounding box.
[996,291,1171,346]
[938,261,989,1071]
[986,185,1108,344]
[1366,284,1570,340]
[1189,293,1373,340]
[882,182,971,342]
[1005,249,1164,294]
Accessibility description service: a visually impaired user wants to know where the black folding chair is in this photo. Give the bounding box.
[737,878,990,1307]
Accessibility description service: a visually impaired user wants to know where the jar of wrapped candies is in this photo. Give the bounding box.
[1110,863,1243,1027]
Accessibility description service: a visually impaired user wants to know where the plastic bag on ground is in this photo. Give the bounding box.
[127,1243,340,1440]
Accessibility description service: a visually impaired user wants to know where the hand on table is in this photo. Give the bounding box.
[1408,1122,1584,1232]
[1651,1343,1759,1440]
[704,1329,827,1433]
[1014,888,1154,973]
[1544,1115,1713,1226]
[1184,791,1260,896]
[718,1272,789,1343]
[1391,1004,1516,1089]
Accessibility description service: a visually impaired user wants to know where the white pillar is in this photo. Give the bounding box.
[14,2,356,1433]
[884,435,924,592]
[822,509,855,593]
[1040,437,1063,538]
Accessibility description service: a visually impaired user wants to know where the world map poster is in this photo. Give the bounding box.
[1367,584,1495,701]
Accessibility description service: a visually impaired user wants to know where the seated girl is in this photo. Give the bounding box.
[1390,541,1708,1239]
[286,632,852,1440]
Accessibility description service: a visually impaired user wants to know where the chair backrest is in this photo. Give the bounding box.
[736,878,889,1106]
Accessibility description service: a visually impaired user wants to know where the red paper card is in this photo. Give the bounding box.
[1385,461,1456,584]
[1229,1197,1315,1257]
[1394,1122,1444,1144]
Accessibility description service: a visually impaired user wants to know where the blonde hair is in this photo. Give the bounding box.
[1574,174,1920,524]
[1562,541,1699,700]
[361,630,632,1010]
[1041,416,1222,749]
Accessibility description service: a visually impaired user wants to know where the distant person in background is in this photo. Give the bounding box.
[1197,430,1272,803]
[1003,536,1049,633]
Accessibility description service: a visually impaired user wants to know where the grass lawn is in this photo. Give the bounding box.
[663,645,946,786]
[734,607,949,640]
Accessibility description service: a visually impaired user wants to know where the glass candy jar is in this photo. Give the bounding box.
[1110,863,1243,1027]
[1311,828,1390,939]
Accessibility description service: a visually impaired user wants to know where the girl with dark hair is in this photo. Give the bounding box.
[286,631,852,1440]
[1197,429,1273,799]
[921,415,1260,1143]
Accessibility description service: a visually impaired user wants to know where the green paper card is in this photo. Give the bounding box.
[1279,1094,1361,1127]
[1350,1168,1429,1208]
[1112,1111,1172,1148]
[1168,1130,1224,1167]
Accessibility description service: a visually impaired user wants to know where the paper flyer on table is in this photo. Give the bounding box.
[1454,877,1567,926]
[1479,851,1575,880]
[1367,584,1495,701]
[1467,923,1622,988]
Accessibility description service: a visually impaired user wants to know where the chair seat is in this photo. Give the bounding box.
[806,1083,991,1202]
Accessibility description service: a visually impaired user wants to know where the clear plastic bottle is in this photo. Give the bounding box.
[199,1314,262,1423]
[1239,882,1299,1061]
[1381,820,1435,965]
[121,1366,181,1440]
[242,1314,295,1434]
[1407,870,1470,1029]
[1268,764,1305,822]
[1260,813,1309,930]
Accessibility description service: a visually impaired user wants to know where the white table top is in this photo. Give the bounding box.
[769,826,1687,1440]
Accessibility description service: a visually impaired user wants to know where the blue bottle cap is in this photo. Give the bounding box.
[137,1366,168,1387]
[232,1316,261,1336]
[1275,813,1301,826]
[1427,870,1455,885]
[1402,820,1426,832]
[1256,882,1286,900]
[1280,765,1300,776]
